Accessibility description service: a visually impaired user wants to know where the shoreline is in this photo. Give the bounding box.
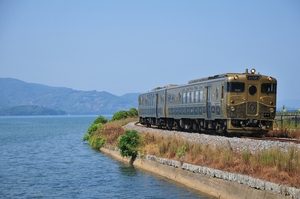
[100,146,299,199]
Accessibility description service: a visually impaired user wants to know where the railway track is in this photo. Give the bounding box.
[135,122,300,144]
[241,136,300,144]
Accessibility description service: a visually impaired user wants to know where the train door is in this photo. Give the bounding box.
[155,93,158,118]
[206,86,212,120]
[247,83,258,115]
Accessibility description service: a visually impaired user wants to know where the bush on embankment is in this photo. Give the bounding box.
[83,109,138,149]
[111,108,138,121]
[118,130,141,164]
[84,111,300,189]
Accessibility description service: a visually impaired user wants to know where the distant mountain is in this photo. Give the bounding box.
[0,105,66,116]
[0,78,139,115]
[3,77,297,115]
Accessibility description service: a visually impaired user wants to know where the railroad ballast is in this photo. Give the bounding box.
[138,68,277,135]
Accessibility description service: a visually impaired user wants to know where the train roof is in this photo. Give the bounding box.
[147,69,274,92]
[188,73,229,84]
[151,84,178,91]
[188,68,266,84]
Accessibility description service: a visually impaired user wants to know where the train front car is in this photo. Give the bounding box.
[225,68,277,135]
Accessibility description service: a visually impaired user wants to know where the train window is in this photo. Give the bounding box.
[200,90,203,102]
[215,87,219,100]
[182,92,186,103]
[187,92,190,103]
[195,90,199,102]
[227,82,245,92]
[191,91,194,103]
[153,95,155,106]
[160,95,164,104]
[261,83,277,94]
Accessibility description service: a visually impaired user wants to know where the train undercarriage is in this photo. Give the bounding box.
[139,117,272,136]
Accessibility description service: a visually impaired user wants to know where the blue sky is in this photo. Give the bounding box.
[0,1,299,102]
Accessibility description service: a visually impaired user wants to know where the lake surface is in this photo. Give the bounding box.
[0,115,214,199]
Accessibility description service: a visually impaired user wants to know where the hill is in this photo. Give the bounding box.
[0,105,66,116]
[0,78,139,115]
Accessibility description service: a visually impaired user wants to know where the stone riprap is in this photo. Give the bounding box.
[145,154,300,198]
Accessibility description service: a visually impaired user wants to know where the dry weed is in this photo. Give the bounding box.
[97,119,300,188]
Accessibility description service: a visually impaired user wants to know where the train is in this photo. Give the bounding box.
[138,68,277,135]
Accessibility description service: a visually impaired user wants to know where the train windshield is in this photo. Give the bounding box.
[227,82,245,92]
[261,83,276,94]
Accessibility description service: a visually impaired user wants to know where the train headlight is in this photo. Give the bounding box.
[231,106,235,112]
[234,75,239,80]
[251,68,256,74]
[268,76,273,81]
[270,108,274,113]
[270,101,273,105]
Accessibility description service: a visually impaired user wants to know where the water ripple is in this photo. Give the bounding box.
[0,116,213,199]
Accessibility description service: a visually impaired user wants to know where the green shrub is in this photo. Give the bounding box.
[176,146,187,159]
[93,115,108,124]
[118,130,141,159]
[112,110,128,121]
[127,108,138,117]
[82,133,90,142]
[87,123,103,134]
[89,135,105,148]
[112,108,138,121]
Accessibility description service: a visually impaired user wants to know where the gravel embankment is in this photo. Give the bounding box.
[125,122,300,153]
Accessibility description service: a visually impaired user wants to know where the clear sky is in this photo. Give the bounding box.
[1,0,299,102]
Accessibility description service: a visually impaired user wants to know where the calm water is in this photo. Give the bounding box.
[0,116,213,199]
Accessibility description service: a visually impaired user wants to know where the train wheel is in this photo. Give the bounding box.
[174,122,181,131]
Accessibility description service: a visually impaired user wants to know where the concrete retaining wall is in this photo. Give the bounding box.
[100,147,300,199]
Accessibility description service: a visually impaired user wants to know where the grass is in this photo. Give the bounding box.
[268,118,300,139]
[92,117,138,147]
[95,118,300,189]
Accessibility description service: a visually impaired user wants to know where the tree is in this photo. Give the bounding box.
[118,130,141,164]
[127,108,138,117]
[112,110,128,121]
[93,115,108,124]
[83,116,105,142]
[87,123,103,134]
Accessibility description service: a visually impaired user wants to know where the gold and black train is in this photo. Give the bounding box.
[138,68,277,135]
